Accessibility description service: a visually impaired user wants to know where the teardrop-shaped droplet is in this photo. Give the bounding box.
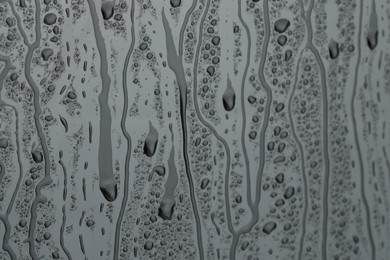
[222,76,236,111]
[144,121,158,157]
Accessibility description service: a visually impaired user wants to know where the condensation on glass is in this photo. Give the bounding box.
[0,0,389,259]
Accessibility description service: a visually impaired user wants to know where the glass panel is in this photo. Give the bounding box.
[0,0,388,259]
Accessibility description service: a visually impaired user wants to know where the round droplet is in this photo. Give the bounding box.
[144,241,154,250]
[284,186,295,199]
[170,0,181,8]
[67,91,77,99]
[101,1,115,20]
[41,48,54,61]
[0,138,8,149]
[274,18,290,33]
[44,13,57,25]
[275,173,284,183]
[263,221,277,234]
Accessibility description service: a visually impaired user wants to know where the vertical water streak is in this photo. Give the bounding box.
[287,49,308,260]
[228,0,274,258]
[161,9,204,259]
[158,124,179,220]
[86,0,116,202]
[190,0,237,257]
[298,0,331,258]
[23,1,53,258]
[113,0,135,258]
[350,0,376,258]
[0,53,21,260]
[237,0,253,206]
[60,206,72,260]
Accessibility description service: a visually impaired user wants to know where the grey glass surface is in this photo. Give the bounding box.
[0,0,389,259]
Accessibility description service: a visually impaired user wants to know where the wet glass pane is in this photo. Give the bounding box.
[0,0,389,259]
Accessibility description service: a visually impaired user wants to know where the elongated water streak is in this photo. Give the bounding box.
[297,1,332,259]
[161,8,204,259]
[0,55,20,260]
[113,0,135,258]
[237,0,254,207]
[190,0,236,252]
[350,0,376,258]
[0,3,48,258]
[287,49,308,260]
[86,0,116,202]
[22,1,54,258]
[178,0,198,58]
[60,206,72,260]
